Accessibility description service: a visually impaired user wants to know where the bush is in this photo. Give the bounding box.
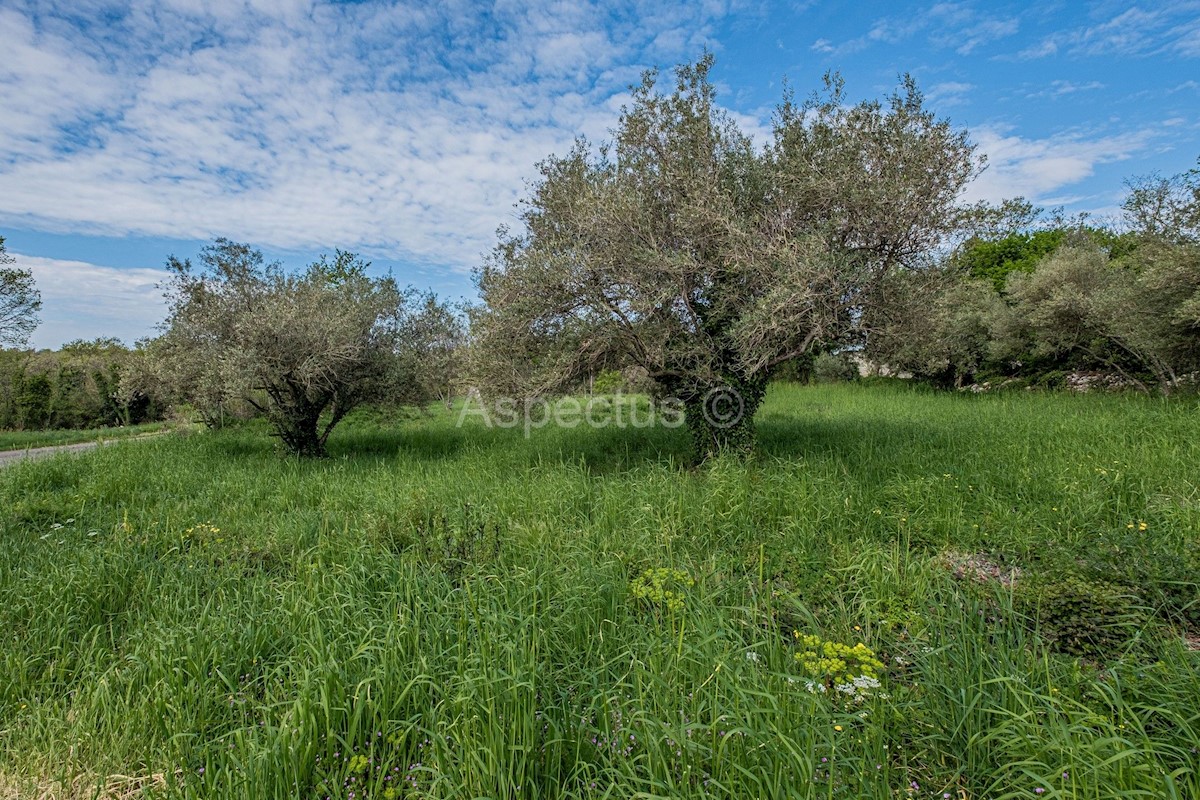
[591,369,627,395]
[811,351,859,383]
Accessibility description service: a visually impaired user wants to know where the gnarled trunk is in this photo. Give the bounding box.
[683,376,766,462]
[273,408,326,458]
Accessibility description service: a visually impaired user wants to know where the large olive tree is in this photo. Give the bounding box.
[153,239,427,456]
[472,58,979,458]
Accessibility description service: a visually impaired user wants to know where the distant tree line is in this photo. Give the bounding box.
[0,338,163,431]
[865,164,1200,393]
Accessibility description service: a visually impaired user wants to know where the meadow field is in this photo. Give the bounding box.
[1,382,1198,800]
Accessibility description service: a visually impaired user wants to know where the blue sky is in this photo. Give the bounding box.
[2,0,1198,348]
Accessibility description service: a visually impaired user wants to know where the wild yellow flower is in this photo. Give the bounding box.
[794,633,883,687]
[630,567,694,614]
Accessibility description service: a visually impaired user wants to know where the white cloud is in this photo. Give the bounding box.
[1014,38,1057,59]
[950,17,1019,55]
[0,1,737,273]
[964,127,1154,203]
[11,253,169,348]
[813,3,1018,57]
[926,81,974,106]
[1014,6,1200,60]
[1025,79,1105,98]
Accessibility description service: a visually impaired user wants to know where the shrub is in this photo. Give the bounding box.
[591,369,626,395]
[811,351,859,383]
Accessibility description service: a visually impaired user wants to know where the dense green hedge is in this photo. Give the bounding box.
[0,339,163,431]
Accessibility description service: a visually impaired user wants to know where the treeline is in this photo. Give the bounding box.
[0,338,163,430]
[866,167,1200,394]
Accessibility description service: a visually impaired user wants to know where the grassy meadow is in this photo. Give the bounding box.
[1,382,1198,799]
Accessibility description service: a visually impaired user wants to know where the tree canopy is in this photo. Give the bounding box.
[0,236,42,348]
[472,57,981,458]
[149,239,438,456]
[865,159,1200,393]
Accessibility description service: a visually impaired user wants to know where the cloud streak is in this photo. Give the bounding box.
[964,126,1155,204]
[811,3,1019,57]
[1015,5,1200,60]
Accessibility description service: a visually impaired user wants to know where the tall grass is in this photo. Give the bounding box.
[1,383,1197,798]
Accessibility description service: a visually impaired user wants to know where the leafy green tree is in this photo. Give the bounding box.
[152,239,428,457]
[0,236,41,347]
[957,230,1066,292]
[867,268,1007,387]
[15,372,52,429]
[472,58,980,459]
[1122,161,1200,244]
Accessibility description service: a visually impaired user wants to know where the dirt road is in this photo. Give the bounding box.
[0,433,168,469]
[0,441,107,468]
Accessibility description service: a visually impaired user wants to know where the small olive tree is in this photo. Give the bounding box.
[472,58,979,458]
[866,268,1007,387]
[152,239,425,456]
[0,236,41,348]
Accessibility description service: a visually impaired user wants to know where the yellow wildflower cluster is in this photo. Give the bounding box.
[630,567,694,614]
[793,632,884,687]
[182,522,224,547]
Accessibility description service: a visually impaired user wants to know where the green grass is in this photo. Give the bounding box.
[1,383,1198,799]
[0,421,172,452]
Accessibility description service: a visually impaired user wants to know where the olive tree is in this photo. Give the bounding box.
[153,239,423,456]
[989,162,1200,394]
[1122,161,1200,244]
[0,236,41,348]
[866,269,1007,387]
[406,294,467,408]
[999,245,1195,393]
[472,58,979,457]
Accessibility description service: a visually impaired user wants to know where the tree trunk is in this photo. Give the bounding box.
[684,377,766,462]
[273,407,327,458]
